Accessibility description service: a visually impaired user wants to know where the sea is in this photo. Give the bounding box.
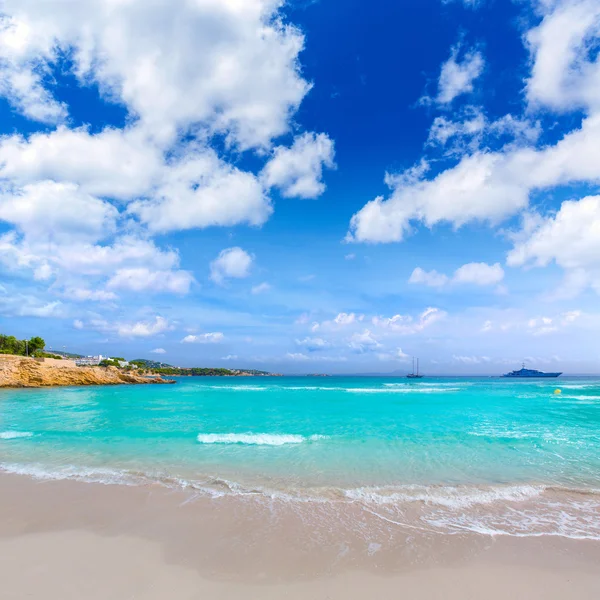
[1,376,600,541]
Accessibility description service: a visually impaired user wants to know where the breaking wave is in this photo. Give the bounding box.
[196,433,327,445]
[0,431,34,440]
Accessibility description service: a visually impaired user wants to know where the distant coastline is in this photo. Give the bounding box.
[0,355,174,388]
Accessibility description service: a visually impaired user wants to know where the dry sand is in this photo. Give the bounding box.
[1,473,599,599]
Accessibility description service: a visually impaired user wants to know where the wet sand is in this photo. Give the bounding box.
[1,473,599,599]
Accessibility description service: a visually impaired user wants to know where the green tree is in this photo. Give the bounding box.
[28,337,45,354]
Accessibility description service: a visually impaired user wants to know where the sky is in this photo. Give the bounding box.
[0,0,600,374]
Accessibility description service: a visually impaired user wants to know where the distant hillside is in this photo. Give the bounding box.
[130,359,173,369]
[130,359,276,376]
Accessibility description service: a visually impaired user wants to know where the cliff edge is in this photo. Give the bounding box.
[0,355,175,388]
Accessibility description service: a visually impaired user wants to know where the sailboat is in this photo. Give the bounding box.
[407,357,423,379]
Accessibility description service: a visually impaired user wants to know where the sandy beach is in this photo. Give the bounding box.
[1,473,599,599]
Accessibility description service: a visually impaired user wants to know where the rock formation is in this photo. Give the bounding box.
[0,355,175,388]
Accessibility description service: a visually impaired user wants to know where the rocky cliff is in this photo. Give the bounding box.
[0,355,175,388]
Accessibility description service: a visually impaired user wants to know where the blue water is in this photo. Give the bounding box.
[2,377,600,538]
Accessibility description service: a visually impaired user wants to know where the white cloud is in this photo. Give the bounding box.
[286,352,310,361]
[62,288,118,302]
[348,0,600,245]
[130,149,272,233]
[0,0,329,305]
[348,113,600,243]
[0,180,117,242]
[261,132,335,199]
[295,337,330,351]
[150,348,166,354]
[116,316,172,338]
[73,319,84,329]
[345,253,356,260]
[481,320,493,332]
[221,354,238,361]
[0,0,311,149]
[334,312,357,326]
[377,347,411,362]
[525,0,600,113]
[427,108,540,154]
[453,262,504,285]
[251,282,271,295]
[409,262,504,287]
[409,267,449,287]
[0,16,67,123]
[0,126,162,200]
[107,267,194,295]
[507,196,600,295]
[210,247,253,285]
[181,332,224,344]
[348,329,382,352]
[0,286,64,318]
[435,45,484,105]
[372,307,445,334]
[527,316,558,336]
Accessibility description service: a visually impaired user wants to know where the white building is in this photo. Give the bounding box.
[75,355,104,366]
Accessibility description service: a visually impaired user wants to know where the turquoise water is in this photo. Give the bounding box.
[2,377,600,538]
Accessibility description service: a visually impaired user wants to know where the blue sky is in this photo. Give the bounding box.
[1,0,600,374]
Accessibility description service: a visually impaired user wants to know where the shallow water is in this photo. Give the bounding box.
[1,376,600,539]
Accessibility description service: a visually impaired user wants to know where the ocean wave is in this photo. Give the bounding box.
[2,462,599,540]
[345,483,545,509]
[200,385,268,391]
[0,431,34,440]
[0,463,142,485]
[346,387,460,394]
[196,433,327,445]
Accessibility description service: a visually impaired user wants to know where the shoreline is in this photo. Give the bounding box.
[1,473,600,599]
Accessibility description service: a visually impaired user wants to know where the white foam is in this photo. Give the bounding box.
[346,387,460,394]
[0,463,142,486]
[201,385,269,391]
[345,484,545,509]
[0,431,34,440]
[196,433,327,445]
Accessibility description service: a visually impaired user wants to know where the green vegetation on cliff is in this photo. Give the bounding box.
[0,335,46,356]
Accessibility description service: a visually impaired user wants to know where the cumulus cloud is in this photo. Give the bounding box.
[507,196,600,295]
[61,288,118,302]
[0,0,333,313]
[372,307,445,334]
[348,329,382,352]
[129,150,272,233]
[251,282,271,295]
[525,0,600,113]
[435,45,484,105]
[348,1,600,245]
[181,333,224,344]
[116,316,172,338]
[334,312,358,326]
[261,132,336,198]
[0,181,117,242]
[150,348,166,354]
[84,315,172,338]
[295,337,330,351]
[348,114,600,243]
[377,347,411,362]
[0,0,310,148]
[107,267,194,295]
[210,247,254,285]
[409,262,504,287]
[409,267,449,287]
